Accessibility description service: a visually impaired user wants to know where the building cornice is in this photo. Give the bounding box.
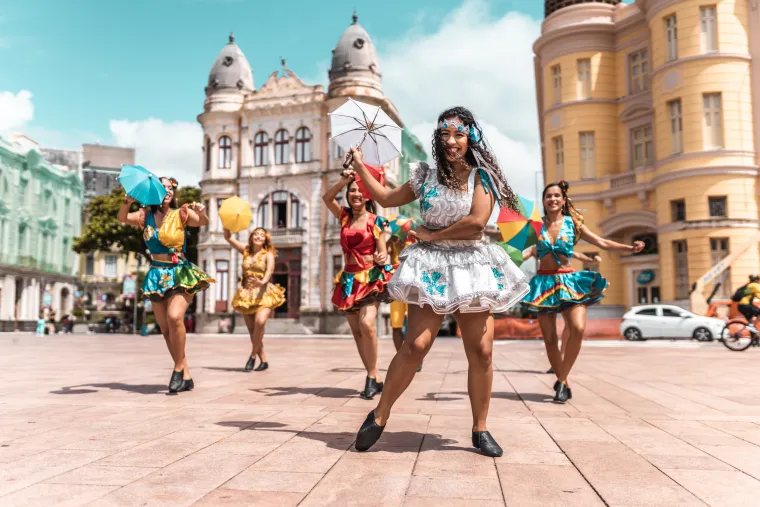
[652,53,752,78]
[598,210,657,236]
[658,219,760,234]
[655,149,756,169]
[652,165,759,186]
[544,98,617,115]
[638,0,686,22]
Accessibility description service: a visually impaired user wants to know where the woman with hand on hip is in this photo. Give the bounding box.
[322,172,393,400]
[118,177,214,393]
[522,181,643,402]
[224,227,285,371]
[351,106,529,457]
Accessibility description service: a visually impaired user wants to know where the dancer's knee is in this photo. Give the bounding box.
[403,337,430,360]
[470,342,492,370]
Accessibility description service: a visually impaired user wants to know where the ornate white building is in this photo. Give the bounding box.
[197,13,416,333]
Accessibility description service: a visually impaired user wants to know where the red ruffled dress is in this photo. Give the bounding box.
[332,207,394,311]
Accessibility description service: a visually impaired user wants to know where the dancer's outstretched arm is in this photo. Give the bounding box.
[346,147,415,208]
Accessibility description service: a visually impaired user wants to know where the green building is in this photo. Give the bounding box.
[0,134,84,330]
[399,129,428,221]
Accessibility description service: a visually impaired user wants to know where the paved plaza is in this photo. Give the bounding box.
[1,333,760,506]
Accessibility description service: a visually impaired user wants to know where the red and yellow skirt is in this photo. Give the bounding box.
[332,263,393,312]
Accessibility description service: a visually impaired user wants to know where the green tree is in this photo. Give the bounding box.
[73,186,202,263]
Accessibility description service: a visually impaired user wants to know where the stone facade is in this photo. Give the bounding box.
[534,0,760,313]
[197,14,427,333]
[0,134,83,330]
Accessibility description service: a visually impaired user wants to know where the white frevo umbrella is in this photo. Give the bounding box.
[329,98,403,168]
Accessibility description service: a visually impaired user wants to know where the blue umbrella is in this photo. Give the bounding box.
[117,165,166,206]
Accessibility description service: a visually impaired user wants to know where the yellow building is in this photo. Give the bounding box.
[533,0,760,314]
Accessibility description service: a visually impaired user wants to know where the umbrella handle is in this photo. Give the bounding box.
[342,151,354,170]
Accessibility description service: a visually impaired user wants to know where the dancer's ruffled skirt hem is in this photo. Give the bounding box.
[232,283,286,314]
[521,270,608,315]
[387,242,529,314]
[142,260,214,302]
[332,265,394,312]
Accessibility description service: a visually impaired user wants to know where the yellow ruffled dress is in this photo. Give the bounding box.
[232,250,286,314]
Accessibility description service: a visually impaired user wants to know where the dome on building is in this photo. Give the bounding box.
[205,33,254,96]
[544,0,620,18]
[329,12,381,82]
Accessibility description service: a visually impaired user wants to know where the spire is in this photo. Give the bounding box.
[352,10,358,24]
[228,32,235,43]
[280,56,286,69]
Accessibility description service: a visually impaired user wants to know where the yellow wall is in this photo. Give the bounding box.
[535,0,759,312]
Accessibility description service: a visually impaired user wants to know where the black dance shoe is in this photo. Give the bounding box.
[359,377,383,400]
[254,362,269,371]
[178,378,194,392]
[168,370,184,393]
[546,367,554,374]
[417,360,423,372]
[553,382,570,403]
[244,357,255,371]
[553,381,572,400]
[472,431,503,457]
[355,410,385,452]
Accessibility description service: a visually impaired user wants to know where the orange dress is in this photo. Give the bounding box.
[232,250,286,314]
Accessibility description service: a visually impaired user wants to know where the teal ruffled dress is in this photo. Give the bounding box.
[140,206,214,302]
[522,215,608,315]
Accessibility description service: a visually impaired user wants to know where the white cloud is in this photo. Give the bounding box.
[0,90,34,133]
[109,118,203,185]
[379,0,544,208]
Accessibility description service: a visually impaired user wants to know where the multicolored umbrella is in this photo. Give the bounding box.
[387,215,419,243]
[218,196,253,233]
[117,165,166,206]
[496,242,524,268]
[496,195,543,251]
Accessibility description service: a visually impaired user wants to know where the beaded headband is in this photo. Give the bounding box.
[437,117,470,134]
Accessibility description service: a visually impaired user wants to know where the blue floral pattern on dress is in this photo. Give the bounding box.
[422,270,446,296]
[492,267,505,291]
[419,182,439,213]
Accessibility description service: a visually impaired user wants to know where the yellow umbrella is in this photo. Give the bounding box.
[218,196,252,233]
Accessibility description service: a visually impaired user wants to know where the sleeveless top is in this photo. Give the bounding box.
[339,207,387,272]
[536,215,581,265]
[241,250,268,281]
[140,206,188,256]
[408,162,496,247]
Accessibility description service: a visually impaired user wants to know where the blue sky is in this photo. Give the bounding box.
[0,0,555,196]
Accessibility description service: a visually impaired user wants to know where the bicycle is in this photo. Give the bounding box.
[721,319,760,351]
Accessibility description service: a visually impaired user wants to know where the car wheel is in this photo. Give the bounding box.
[623,327,643,341]
[693,327,713,342]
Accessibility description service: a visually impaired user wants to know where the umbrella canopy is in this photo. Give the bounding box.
[117,165,166,206]
[496,242,524,268]
[387,215,419,243]
[218,196,252,233]
[496,195,543,251]
[329,98,402,168]
[352,163,385,200]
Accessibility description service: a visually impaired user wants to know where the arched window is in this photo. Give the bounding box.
[218,135,232,169]
[295,127,311,163]
[274,129,289,165]
[254,131,269,166]
[205,137,211,172]
[257,191,302,229]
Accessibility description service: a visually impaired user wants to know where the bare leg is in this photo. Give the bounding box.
[242,314,257,359]
[347,312,373,376]
[560,325,569,357]
[392,328,404,352]
[166,292,193,380]
[252,308,271,363]
[358,302,381,381]
[455,311,495,432]
[151,301,177,364]
[559,305,586,385]
[539,314,564,381]
[374,305,443,426]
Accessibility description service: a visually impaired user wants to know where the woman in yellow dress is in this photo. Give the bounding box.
[224,227,286,371]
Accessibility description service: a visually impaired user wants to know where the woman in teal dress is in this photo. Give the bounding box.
[522,181,643,403]
[118,177,214,393]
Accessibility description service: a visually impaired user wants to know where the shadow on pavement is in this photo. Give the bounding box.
[51,383,167,395]
[417,390,554,403]
[252,386,359,399]
[203,366,248,373]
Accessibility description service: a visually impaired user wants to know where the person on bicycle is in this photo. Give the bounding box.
[737,274,760,324]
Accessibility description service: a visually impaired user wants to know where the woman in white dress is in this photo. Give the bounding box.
[349,106,529,457]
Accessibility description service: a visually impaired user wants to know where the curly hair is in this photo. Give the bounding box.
[246,227,278,257]
[431,106,519,212]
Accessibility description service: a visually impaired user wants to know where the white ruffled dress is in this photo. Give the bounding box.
[388,162,529,314]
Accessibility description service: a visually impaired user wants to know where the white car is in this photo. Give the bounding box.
[620,304,725,341]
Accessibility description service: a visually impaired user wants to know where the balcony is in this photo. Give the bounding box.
[18,256,38,269]
[269,227,305,245]
[611,173,636,188]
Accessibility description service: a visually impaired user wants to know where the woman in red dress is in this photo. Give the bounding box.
[323,171,392,399]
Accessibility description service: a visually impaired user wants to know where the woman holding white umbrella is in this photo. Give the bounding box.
[346,106,530,458]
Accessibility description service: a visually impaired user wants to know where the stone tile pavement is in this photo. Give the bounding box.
[0,333,759,506]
